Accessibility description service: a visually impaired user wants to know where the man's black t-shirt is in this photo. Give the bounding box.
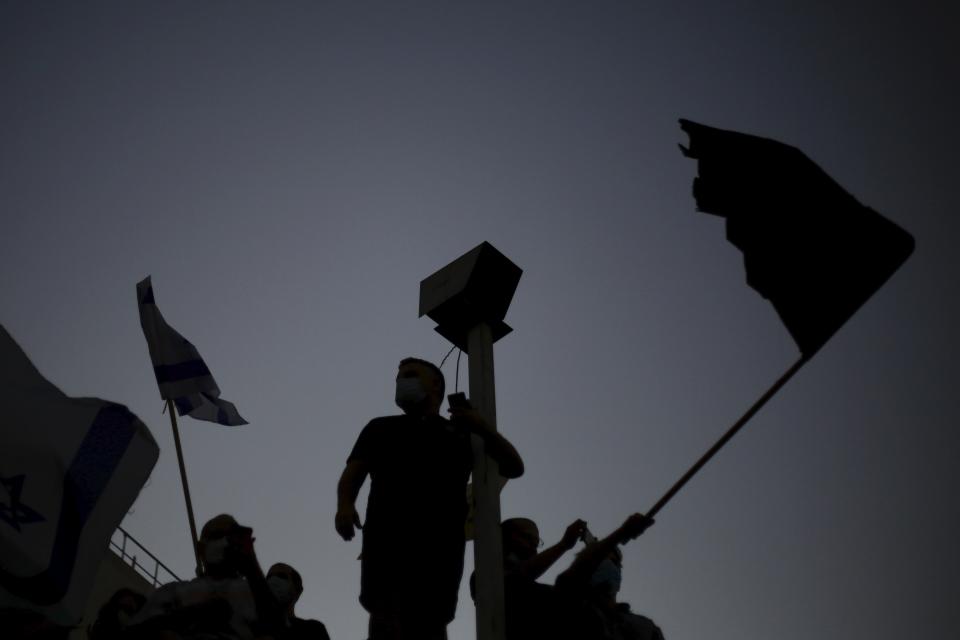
[348,414,473,622]
[286,617,331,640]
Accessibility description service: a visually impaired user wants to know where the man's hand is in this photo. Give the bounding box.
[560,519,588,550]
[335,505,363,541]
[616,513,654,543]
[448,401,485,433]
[448,394,525,479]
[229,525,261,578]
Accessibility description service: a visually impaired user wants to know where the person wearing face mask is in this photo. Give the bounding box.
[88,588,147,640]
[587,549,663,640]
[578,549,664,640]
[491,514,654,640]
[554,514,661,640]
[335,357,525,640]
[128,514,282,640]
[265,563,330,640]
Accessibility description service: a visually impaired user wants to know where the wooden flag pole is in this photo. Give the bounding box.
[646,356,808,519]
[166,399,203,575]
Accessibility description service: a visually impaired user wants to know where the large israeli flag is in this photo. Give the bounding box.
[136,276,247,426]
[0,325,159,623]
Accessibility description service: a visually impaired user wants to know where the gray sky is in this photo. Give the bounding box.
[2,2,958,639]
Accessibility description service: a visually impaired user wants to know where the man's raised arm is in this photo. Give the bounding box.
[555,513,653,590]
[449,402,524,478]
[519,519,587,580]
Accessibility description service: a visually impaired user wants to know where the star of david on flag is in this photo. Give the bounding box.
[0,324,159,623]
[0,475,46,532]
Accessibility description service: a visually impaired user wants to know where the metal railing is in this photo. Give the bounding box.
[109,526,181,588]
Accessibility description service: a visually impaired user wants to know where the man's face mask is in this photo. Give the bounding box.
[267,575,300,607]
[395,377,428,410]
[589,557,622,595]
[202,537,230,568]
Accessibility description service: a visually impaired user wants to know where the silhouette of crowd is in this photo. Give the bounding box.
[5,357,663,640]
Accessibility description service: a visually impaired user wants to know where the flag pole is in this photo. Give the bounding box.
[166,398,203,575]
[646,356,808,519]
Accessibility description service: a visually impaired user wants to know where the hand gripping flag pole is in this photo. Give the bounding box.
[136,276,247,575]
[645,120,915,520]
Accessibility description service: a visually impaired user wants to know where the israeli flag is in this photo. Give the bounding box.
[0,325,159,623]
[136,277,247,426]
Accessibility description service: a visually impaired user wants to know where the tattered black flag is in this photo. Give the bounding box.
[679,119,915,357]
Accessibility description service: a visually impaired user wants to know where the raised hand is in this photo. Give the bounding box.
[561,519,588,550]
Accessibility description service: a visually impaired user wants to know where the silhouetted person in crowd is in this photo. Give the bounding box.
[266,562,330,640]
[0,608,73,640]
[335,357,524,640]
[89,588,147,640]
[554,514,657,640]
[485,518,588,640]
[494,513,653,640]
[129,514,282,640]
[574,547,664,640]
[502,518,587,580]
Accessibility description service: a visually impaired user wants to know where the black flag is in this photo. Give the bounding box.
[679,119,915,357]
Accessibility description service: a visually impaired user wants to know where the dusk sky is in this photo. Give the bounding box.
[1,2,958,639]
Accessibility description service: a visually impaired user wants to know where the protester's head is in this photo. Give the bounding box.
[587,548,624,601]
[502,517,542,562]
[396,357,445,415]
[199,514,249,578]
[267,562,304,614]
[89,588,146,640]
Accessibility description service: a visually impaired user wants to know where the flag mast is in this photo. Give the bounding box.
[166,399,203,575]
[137,276,248,577]
[646,356,807,519]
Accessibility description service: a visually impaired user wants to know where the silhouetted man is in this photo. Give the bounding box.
[501,518,587,580]
[88,588,147,640]
[466,518,586,640]
[496,514,653,640]
[266,563,330,640]
[335,357,524,640]
[575,545,665,640]
[130,514,281,640]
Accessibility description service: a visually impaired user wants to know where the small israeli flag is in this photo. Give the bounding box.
[136,277,247,426]
[0,325,159,623]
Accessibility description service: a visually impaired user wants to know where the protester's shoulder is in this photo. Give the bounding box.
[357,415,407,437]
[149,579,188,600]
[349,416,402,463]
[292,617,330,640]
[430,413,464,434]
[619,607,665,640]
[352,415,393,437]
[134,579,183,619]
[366,414,408,428]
